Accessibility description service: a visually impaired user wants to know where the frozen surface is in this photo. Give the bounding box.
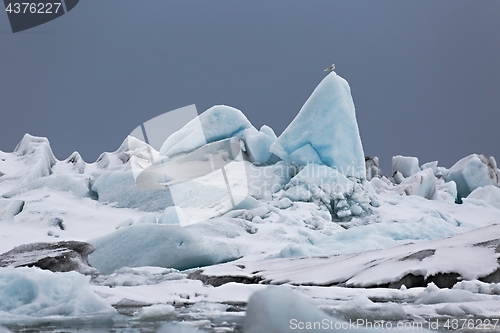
[158,322,205,333]
[199,223,500,288]
[91,170,173,212]
[270,72,365,178]
[3,174,91,199]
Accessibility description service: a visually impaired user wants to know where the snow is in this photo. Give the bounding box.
[0,241,97,276]
[392,155,420,178]
[12,134,57,186]
[465,185,500,210]
[91,170,173,211]
[0,267,115,323]
[0,199,24,221]
[270,72,365,179]
[199,223,500,287]
[3,174,91,199]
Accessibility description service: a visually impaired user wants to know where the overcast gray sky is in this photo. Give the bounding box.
[1,1,499,172]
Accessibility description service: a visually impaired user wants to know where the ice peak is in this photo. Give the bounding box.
[13,134,57,185]
[62,151,86,174]
[14,133,56,160]
[270,72,366,179]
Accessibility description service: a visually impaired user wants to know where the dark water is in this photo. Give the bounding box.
[3,304,246,333]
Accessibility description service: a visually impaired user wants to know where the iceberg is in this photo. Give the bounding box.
[270,72,365,179]
[396,168,437,200]
[244,287,343,333]
[392,155,420,178]
[158,105,276,165]
[243,287,426,333]
[415,283,485,305]
[0,267,116,322]
[446,154,499,200]
[337,295,406,322]
[11,134,57,186]
[284,164,373,219]
[89,220,244,274]
[159,105,252,158]
[453,280,500,295]
[365,156,383,181]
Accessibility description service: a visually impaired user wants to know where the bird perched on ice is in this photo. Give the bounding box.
[324,64,335,72]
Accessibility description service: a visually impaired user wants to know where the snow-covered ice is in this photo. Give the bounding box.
[465,185,500,210]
